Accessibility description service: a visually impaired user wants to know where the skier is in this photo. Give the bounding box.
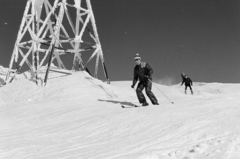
[131,53,159,106]
[181,74,193,95]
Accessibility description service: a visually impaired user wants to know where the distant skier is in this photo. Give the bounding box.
[181,73,193,95]
[131,53,159,106]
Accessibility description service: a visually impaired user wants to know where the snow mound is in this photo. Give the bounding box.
[194,82,240,94]
[0,71,120,106]
[1,72,240,158]
[0,65,8,74]
[0,66,8,86]
[172,82,240,95]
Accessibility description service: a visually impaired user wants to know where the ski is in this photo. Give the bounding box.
[121,103,161,108]
[121,104,142,108]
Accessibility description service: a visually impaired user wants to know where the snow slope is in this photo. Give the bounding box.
[1,70,240,159]
[0,66,7,86]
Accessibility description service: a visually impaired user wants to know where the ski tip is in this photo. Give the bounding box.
[121,105,126,108]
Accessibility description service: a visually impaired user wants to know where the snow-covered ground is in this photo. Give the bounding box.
[1,68,240,159]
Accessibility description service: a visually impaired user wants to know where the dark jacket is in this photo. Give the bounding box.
[132,62,153,86]
[181,76,192,86]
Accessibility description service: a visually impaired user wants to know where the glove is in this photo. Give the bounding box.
[144,75,150,80]
[131,85,135,88]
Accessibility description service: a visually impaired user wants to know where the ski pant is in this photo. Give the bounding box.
[185,84,193,92]
[136,80,158,104]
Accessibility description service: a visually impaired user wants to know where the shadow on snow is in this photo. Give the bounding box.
[98,99,136,107]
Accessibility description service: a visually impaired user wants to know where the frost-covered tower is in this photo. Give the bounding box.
[6,0,109,85]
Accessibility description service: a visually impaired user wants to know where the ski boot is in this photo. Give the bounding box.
[142,102,149,106]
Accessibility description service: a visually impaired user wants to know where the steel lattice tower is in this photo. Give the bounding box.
[6,0,109,85]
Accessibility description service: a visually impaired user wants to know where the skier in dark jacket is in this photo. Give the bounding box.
[131,53,159,106]
[181,74,193,95]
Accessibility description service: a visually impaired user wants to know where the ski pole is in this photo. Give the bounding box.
[148,79,174,104]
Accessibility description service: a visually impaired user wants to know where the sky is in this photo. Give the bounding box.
[1,0,240,84]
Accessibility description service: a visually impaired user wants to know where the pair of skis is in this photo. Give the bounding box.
[121,104,149,108]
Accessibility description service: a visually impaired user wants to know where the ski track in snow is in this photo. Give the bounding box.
[1,71,240,158]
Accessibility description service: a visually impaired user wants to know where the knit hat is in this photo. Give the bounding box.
[134,53,141,61]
